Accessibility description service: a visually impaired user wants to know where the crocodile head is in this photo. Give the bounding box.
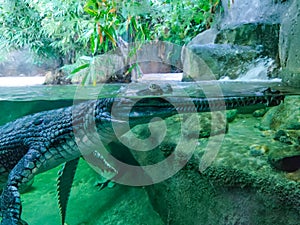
[90,92,285,141]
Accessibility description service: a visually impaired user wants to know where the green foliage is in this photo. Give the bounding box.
[0,1,51,56]
[67,0,152,85]
[69,0,221,84]
[83,0,118,54]
[0,0,91,63]
[148,0,220,45]
[0,0,221,84]
[33,0,91,63]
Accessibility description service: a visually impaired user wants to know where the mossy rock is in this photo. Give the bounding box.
[215,23,280,60]
[260,96,300,130]
[268,145,300,172]
[126,112,300,225]
[146,164,300,225]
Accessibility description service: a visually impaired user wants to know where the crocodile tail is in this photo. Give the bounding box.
[57,158,80,225]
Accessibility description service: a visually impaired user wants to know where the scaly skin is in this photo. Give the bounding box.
[0,93,284,225]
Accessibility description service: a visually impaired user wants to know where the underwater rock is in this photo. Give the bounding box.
[249,144,269,156]
[252,108,268,117]
[226,109,238,122]
[140,113,300,225]
[286,169,300,182]
[274,130,295,145]
[123,111,227,146]
[268,145,300,172]
[260,96,300,130]
[146,164,300,225]
[183,111,228,138]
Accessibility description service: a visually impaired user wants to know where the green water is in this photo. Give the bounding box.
[0,85,119,125]
[0,82,299,225]
[0,81,289,125]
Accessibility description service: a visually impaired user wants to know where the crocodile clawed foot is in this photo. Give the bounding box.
[95,180,115,190]
[95,180,109,190]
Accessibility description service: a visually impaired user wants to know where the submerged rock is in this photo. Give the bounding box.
[260,96,300,130]
[274,130,295,145]
[261,96,300,173]
[268,145,300,172]
[249,144,269,156]
[183,111,228,138]
[286,169,300,182]
[226,109,238,122]
[253,108,268,117]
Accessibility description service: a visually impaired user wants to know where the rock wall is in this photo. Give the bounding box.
[183,0,294,81]
[0,49,60,77]
[220,0,289,29]
[279,0,300,87]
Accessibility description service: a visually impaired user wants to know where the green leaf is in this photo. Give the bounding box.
[84,0,98,17]
[103,28,116,46]
[81,72,90,86]
[70,63,90,74]
[90,33,95,53]
[93,34,99,55]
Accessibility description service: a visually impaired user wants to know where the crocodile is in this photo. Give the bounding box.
[0,90,284,225]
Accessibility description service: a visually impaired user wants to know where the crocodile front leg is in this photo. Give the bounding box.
[0,147,42,225]
[0,187,27,225]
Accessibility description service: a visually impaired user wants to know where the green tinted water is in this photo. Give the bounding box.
[0,81,288,125]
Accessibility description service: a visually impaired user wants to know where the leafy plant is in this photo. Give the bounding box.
[70,0,221,84]
[148,0,220,45]
[0,1,52,57]
[67,0,152,85]
[0,0,92,64]
[0,0,221,84]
